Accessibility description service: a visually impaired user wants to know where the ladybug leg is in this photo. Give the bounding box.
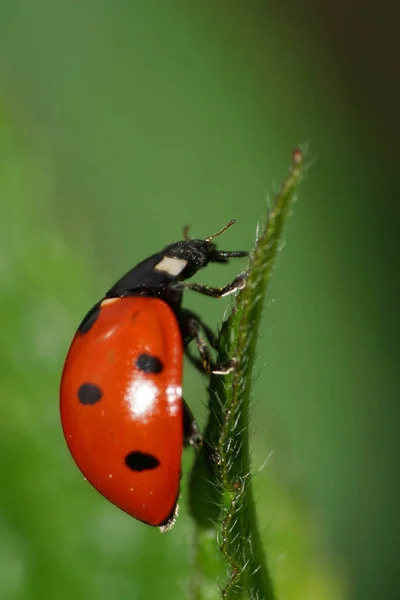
[185,351,210,375]
[180,272,247,299]
[179,307,215,346]
[179,309,235,375]
[183,399,202,448]
[183,401,216,465]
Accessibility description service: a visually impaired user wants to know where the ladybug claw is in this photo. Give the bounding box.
[235,271,248,290]
[211,358,237,375]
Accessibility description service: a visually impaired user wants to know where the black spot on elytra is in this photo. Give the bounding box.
[125,451,160,472]
[135,353,163,374]
[78,383,103,405]
[78,302,101,334]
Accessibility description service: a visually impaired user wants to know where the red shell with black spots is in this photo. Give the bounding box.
[60,296,183,528]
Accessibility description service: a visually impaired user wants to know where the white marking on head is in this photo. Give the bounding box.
[154,256,188,277]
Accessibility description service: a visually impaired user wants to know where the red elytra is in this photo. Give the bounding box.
[60,296,183,528]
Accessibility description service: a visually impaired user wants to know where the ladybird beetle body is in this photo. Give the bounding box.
[60,220,247,530]
[61,296,183,528]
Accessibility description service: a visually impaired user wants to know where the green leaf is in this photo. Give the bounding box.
[189,149,306,599]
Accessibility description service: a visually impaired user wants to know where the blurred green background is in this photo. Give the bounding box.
[0,2,398,599]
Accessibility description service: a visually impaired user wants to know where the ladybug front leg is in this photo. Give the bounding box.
[179,308,235,375]
[180,272,247,299]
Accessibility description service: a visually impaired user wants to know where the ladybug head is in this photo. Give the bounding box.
[105,219,248,299]
[162,219,248,279]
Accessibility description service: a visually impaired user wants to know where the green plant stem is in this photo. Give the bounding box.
[189,149,305,599]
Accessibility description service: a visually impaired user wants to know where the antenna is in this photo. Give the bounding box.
[182,224,191,240]
[205,219,237,243]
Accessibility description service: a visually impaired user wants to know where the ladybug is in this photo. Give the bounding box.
[60,219,247,531]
